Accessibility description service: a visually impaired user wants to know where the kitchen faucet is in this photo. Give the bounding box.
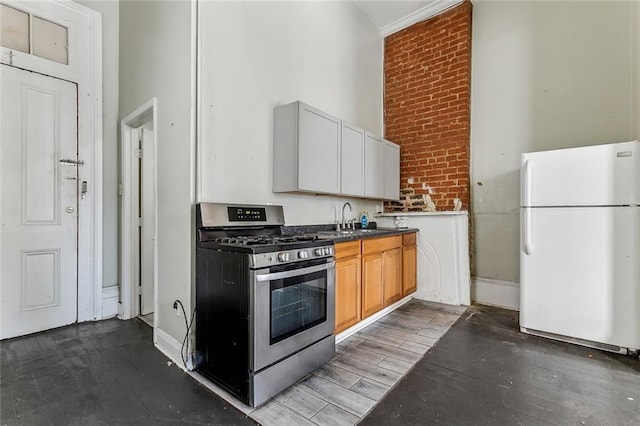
[341,202,352,230]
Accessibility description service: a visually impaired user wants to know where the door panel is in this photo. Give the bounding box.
[520,206,640,349]
[298,104,340,194]
[362,253,383,319]
[1,64,78,339]
[521,141,640,207]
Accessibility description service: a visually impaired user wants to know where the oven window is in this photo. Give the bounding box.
[270,269,327,345]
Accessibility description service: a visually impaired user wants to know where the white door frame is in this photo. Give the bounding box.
[120,99,158,325]
[0,0,103,322]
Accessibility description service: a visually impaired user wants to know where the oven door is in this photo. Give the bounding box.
[252,258,335,372]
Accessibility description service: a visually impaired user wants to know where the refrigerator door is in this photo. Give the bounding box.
[520,206,640,350]
[521,140,640,207]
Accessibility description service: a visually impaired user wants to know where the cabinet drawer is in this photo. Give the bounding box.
[362,235,402,255]
[402,232,416,246]
[335,240,361,259]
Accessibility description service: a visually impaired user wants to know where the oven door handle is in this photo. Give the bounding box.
[255,261,335,282]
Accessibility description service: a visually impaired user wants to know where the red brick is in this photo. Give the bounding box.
[384,1,471,213]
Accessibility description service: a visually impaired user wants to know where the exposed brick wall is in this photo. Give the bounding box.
[384,1,472,212]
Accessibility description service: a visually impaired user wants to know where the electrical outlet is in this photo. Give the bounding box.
[173,300,180,317]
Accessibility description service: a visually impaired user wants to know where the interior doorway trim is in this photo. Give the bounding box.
[120,98,158,326]
[0,0,103,322]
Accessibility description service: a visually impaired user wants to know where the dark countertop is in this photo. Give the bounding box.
[313,227,418,243]
[281,222,418,243]
[280,223,418,243]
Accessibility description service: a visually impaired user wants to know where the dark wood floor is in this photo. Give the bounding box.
[361,305,640,425]
[0,319,255,425]
[2,306,639,425]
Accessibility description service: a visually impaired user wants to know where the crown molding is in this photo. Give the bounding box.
[381,0,464,37]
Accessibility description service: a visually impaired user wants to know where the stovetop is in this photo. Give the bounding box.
[199,234,333,254]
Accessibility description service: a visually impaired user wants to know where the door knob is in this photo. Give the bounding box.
[65,206,74,213]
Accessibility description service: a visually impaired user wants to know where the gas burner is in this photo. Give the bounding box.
[212,234,319,247]
[277,234,319,243]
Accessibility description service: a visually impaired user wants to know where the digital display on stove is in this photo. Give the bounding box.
[228,207,267,222]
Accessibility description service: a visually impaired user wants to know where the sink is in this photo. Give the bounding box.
[317,229,380,238]
[318,230,356,237]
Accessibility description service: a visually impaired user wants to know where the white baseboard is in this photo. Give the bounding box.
[155,327,188,371]
[471,277,519,311]
[101,285,119,319]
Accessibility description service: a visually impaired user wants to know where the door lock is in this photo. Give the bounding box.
[81,181,88,200]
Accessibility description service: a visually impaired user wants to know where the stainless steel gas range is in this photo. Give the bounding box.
[195,202,335,407]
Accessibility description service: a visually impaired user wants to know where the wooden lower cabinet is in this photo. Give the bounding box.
[334,241,361,333]
[403,244,417,296]
[361,253,384,319]
[334,232,418,331]
[383,247,403,306]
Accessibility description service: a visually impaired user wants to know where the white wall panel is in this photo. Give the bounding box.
[470,0,635,285]
[199,1,383,225]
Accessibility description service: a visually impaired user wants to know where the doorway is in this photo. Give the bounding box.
[121,99,157,326]
[0,65,79,339]
[0,0,103,338]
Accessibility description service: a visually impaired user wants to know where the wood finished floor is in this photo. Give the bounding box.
[362,305,640,425]
[2,302,639,425]
[249,299,465,425]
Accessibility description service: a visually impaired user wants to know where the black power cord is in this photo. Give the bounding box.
[173,300,196,369]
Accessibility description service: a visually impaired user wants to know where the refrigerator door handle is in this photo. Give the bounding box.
[523,208,533,255]
[522,159,532,207]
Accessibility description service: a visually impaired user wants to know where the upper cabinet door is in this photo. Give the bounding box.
[340,122,365,197]
[298,104,341,194]
[364,132,384,198]
[383,140,400,201]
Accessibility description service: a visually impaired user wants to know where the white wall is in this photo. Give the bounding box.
[119,0,194,341]
[634,0,640,139]
[470,1,635,286]
[198,1,383,223]
[77,0,119,288]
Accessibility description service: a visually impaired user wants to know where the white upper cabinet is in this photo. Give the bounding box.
[273,102,341,194]
[340,122,365,197]
[364,132,384,198]
[273,101,399,201]
[383,140,400,201]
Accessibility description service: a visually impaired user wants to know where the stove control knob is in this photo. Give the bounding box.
[298,250,308,259]
[323,247,331,256]
[314,248,323,256]
[277,252,290,262]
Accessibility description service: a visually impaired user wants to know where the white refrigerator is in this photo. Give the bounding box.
[520,140,640,354]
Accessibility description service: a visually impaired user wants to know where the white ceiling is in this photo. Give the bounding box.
[354,0,463,36]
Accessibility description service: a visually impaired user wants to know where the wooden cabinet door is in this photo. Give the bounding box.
[383,247,403,306]
[362,253,384,319]
[403,244,417,296]
[335,256,361,333]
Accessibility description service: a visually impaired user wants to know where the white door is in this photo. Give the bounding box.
[383,140,400,201]
[298,103,341,194]
[139,127,155,316]
[520,206,640,349]
[364,132,384,198]
[340,122,365,197]
[521,141,640,207]
[0,65,78,339]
